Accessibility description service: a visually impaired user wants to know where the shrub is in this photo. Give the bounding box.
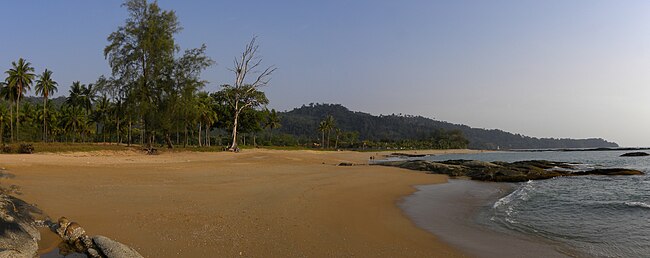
[19,144,34,154]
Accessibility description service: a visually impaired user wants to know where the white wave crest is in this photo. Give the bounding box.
[624,201,650,209]
[493,180,533,209]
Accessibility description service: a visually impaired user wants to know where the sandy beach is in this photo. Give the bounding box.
[0,149,479,257]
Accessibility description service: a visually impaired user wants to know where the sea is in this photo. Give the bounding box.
[398,150,650,258]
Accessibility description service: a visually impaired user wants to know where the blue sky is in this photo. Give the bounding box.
[2,1,650,146]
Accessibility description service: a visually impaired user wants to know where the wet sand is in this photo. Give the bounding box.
[401,179,568,258]
[0,149,478,257]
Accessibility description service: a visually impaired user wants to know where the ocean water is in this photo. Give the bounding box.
[423,150,650,257]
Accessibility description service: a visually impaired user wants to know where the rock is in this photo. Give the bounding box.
[574,168,644,176]
[620,152,650,157]
[338,162,354,166]
[64,222,86,242]
[378,159,644,182]
[0,194,41,258]
[93,235,144,258]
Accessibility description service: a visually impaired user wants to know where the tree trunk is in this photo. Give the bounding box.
[335,134,339,149]
[128,120,132,146]
[9,102,13,142]
[16,82,21,142]
[205,125,210,147]
[229,109,241,151]
[43,97,47,142]
[117,117,121,145]
[165,133,173,149]
[198,122,202,147]
[184,124,188,148]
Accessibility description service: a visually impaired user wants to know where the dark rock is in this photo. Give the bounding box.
[574,168,644,176]
[338,162,354,166]
[389,153,427,158]
[93,235,144,258]
[620,152,650,157]
[378,159,644,182]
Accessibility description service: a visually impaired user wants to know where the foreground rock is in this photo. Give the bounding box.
[54,217,144,258]
[93,236,143,258]
[0,194,41,258]
[620,152,650,157]
[378,160,644,182]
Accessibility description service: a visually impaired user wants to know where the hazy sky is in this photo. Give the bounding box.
[1,1,650,146]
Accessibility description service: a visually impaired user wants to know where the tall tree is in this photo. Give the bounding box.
[5,58,35,141]
[264,109,281,144]
[223,37,275,151]
[0,104,8,144]
[35,69,58,141]
[105,0,212,148]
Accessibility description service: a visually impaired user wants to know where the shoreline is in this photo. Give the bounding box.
[400,179,569,258]
[0,149,478,257]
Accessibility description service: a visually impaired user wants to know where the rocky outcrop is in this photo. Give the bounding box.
[620,152,650,157]
[54,217,144,258]
[0,194,41,258]
[379,160,644,182]
[93,236,144,258]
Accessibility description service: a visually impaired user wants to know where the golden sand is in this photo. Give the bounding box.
[1,149,478,257]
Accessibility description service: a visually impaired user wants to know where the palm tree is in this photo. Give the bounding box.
[81,83,96,115]
[35,69,58,141]
[265,109,281,144]
[5,58,35,141]
[93,95,112,142]
[66,81,84,108]
[318,120,327,149]
[323,115,336,148]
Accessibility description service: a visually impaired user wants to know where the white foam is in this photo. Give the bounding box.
[624,201,650,209]
[493,180,533,209]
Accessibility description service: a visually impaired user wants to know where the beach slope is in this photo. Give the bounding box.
[1,149,473,257]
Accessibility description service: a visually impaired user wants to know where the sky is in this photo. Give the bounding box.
[1,0,650,146]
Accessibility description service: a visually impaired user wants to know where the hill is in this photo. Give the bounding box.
[278,103,618,150]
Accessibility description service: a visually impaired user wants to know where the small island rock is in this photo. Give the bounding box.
[620,152,650,157]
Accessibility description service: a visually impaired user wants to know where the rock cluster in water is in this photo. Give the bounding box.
[54,217,144,258]
[378,160,644,182]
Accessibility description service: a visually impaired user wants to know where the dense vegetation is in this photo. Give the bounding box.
[278,103,618,150]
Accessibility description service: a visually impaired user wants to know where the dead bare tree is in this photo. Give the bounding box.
[225,37,275,151]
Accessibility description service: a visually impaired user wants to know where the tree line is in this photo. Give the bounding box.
[0,0,275,150]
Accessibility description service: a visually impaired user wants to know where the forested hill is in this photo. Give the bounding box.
[278,104,618,150]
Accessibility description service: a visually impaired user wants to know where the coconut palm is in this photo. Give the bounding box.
[66,81,84,108]
[323,115,336,148]
[5,58,35,141]
[318,120,327,148]
[35,69,58,141]
[264,109,281,144]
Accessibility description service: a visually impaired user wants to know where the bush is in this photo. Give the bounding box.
[19,144,34,154]
[1,144,11,153]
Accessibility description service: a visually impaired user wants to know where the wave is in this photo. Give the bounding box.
[493,180,534,209]
[624,201,650,209]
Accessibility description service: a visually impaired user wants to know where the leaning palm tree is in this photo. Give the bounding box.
[35,69,58,141]
[5,58,35,141]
